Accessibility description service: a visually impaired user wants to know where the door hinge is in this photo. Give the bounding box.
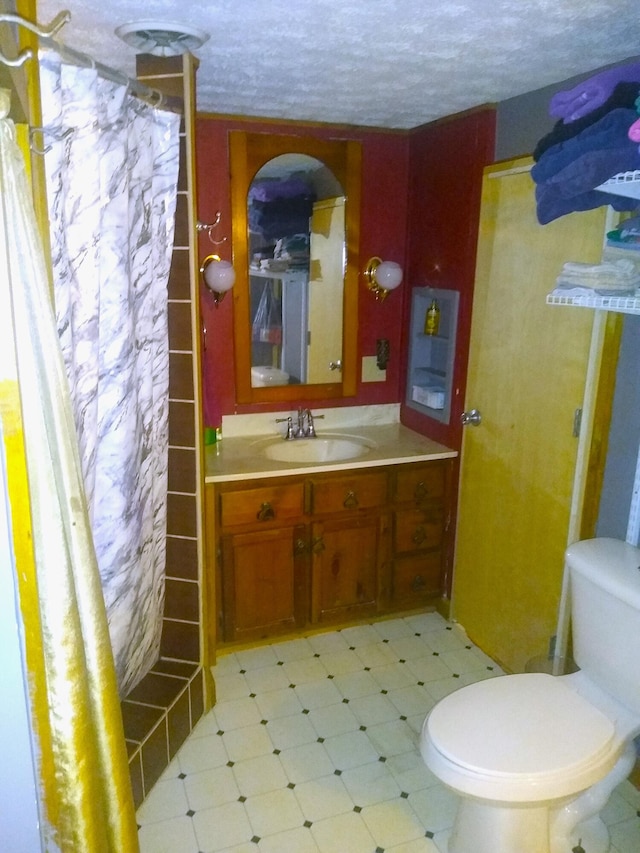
[572,408,582,438]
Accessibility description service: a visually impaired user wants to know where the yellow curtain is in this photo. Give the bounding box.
[0,88,138,851]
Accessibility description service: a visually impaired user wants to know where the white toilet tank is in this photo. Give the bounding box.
[567,537,640,714]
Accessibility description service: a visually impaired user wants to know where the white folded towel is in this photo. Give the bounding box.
[556,258,640,293]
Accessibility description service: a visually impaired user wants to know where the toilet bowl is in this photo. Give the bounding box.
[421,671,639,853]
[419,538,640,853]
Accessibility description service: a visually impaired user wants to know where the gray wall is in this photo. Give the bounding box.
[596,314,640,544]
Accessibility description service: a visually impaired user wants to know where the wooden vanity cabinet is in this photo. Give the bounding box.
[390,461,450,608]
[220,524,308,643]
[216,480,308,643]
[307,471,390,625]
[211,458,452,647]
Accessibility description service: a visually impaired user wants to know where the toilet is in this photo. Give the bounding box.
[420,538,640,853]
[250,365,290,386]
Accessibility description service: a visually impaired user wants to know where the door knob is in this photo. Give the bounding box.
[461,408,482,426]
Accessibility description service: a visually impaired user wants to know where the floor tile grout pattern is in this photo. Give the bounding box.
[137,613,640,853]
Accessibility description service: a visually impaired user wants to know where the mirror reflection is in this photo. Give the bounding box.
[248,154,345,388]
[229,131,361,405]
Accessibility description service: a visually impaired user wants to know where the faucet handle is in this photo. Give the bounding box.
[305,410,324,438]
[275,416,296,440]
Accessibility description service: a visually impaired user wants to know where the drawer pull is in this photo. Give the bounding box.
[256,502,275,522]
[411,575,426,592]
[343,490,359,509]
[312,536,326,554]
[414,481,429,501]
[412,525,427,546]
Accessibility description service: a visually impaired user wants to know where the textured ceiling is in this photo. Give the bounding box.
[37,0,640,129]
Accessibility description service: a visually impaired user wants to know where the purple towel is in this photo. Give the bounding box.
[534,82,640,161]
[249,178,314,203]
[532,109,638,184]
[535,183,639,225]
[549,146,640,198]
[550,63,640,123]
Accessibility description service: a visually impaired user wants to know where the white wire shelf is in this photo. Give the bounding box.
[595,170,640,200]
[546,291,640,314]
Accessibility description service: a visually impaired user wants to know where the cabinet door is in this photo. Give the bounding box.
[392,552,444,605]
[395,504,444,553]
[395,463,445,505]
[308,471,388,515]
[310,514,387,624]
[221,524,308,643]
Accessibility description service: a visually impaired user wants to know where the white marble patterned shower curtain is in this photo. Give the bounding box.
[39,51,181,696]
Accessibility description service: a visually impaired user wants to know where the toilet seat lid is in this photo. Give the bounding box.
[427,673,615,780]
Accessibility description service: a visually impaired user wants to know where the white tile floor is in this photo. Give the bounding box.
[137,612,640,853]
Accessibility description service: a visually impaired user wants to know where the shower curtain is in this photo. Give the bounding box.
[39,51,181,695]
[0,91,138,850]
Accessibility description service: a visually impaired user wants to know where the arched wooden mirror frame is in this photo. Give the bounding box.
[229,130,361,404]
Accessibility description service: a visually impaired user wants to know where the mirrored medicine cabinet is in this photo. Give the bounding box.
[229,130,362,404]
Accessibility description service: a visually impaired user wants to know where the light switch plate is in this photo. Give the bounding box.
[362,355,386,382]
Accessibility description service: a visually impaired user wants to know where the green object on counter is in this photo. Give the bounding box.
[204,427,217,445]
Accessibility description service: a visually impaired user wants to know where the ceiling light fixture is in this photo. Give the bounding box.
[115,21,210,57]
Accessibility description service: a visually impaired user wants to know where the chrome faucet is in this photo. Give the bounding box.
[296,407,306,437]
[306,409,317,438]
[276,409,324,439]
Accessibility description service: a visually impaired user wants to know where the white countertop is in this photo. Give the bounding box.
[205,423,457,483]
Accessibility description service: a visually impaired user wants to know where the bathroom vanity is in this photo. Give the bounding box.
[205,422,456,648]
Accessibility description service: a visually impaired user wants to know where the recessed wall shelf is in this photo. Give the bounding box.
[405,287,459,424]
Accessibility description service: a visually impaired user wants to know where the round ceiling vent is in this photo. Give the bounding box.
[115,21,210,56]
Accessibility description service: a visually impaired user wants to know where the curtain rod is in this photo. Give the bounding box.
[0,10,183,115]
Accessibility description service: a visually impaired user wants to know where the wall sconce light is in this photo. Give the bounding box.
[200,254,235,306]
[363,257,403,301]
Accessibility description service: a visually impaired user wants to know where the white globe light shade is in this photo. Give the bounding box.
[375,260,403,291]
[203,258,235,293]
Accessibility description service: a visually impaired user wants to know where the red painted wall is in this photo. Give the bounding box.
[399,108,497,452]
[195,116,411,427]
[195,109,495,440]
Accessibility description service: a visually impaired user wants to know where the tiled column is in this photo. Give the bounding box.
[120,53,212,807]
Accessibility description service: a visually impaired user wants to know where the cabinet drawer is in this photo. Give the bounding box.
[308,471,388,515]
[395,506,444,553]
[395,463,445,504]
[220,482,305,527]
[392,552,443,603]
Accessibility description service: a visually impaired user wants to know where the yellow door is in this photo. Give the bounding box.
[307,197,345,383]
[452,158,607,673]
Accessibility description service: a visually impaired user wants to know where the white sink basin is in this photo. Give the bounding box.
[258,434,376,464]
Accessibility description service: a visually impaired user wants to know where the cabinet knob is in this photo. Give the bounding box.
[312,536,325,554]
[343,490,359,509]
[412,525,427,546]
[294,538,307,555]
[414,482,429,501]
[256,502,275,522]
[411,575,427,592]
